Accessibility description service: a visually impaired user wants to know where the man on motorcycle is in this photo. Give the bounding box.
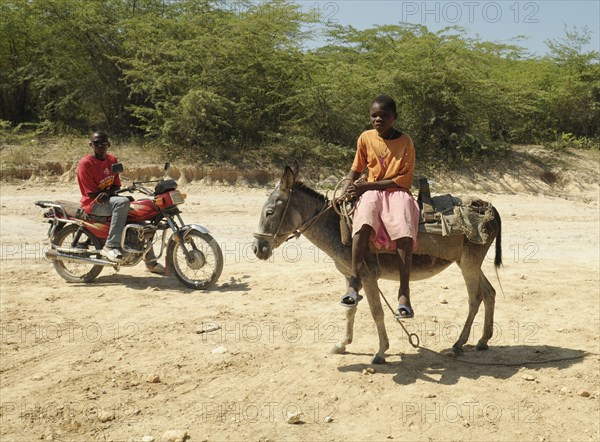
[77,131,165,274]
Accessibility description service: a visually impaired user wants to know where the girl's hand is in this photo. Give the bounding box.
[346,181,368,200]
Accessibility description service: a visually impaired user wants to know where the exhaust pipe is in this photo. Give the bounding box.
[45,248,115,266]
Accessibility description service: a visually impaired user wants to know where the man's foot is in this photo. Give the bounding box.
[146,262,167,275]
[101,246,123,262]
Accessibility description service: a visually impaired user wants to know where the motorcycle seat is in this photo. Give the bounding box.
[36,200,110,222]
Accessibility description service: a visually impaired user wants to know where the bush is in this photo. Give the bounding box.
[545,133,600,151]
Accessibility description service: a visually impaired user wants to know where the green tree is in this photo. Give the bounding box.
[544,26,600,139]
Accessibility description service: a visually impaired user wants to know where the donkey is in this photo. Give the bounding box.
[253,162,502,364]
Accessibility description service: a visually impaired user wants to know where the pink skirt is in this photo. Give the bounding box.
[352,189,420,252]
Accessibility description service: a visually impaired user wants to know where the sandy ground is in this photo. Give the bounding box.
[0,168,599,442]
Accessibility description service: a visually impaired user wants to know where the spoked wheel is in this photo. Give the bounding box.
[51,224,103,283]
[166,231,223,290]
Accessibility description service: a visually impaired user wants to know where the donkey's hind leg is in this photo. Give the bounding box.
[450,263,484,356]
[475,271,496,351]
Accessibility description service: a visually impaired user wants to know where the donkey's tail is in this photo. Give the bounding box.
[492,205,504,297]
[493,206,502,268]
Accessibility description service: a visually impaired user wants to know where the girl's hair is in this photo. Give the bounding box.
[372,95,397,114]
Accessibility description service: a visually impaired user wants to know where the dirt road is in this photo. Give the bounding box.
[1,177,599,442]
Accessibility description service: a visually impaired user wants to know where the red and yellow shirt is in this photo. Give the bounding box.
[77,153,121,213]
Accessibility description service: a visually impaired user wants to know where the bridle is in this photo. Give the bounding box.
[253,185,332,249]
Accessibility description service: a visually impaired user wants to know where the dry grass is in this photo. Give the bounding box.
[2,138,597,197]
[0,137,286,185]
[0,159,280,186]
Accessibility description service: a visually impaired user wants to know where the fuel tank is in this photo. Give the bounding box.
[127,199,160,222]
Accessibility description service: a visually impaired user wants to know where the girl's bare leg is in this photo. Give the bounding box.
[396,237,413,309]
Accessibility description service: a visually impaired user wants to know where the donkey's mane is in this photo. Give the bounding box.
[293,181,327,202]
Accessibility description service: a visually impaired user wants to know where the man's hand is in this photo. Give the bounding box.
[95,192,109,204]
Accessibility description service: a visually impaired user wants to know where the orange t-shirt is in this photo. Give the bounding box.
[351,129,415,190]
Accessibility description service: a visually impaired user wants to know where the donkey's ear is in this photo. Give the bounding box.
[290,159,300,178]
[280,165,295,193]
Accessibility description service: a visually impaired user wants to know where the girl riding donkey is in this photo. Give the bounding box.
[341,95,420,319]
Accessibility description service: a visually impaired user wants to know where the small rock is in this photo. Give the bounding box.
[520,274,527,280]
[32,375,43,381]
[160,430,189,442]
[330,395,339,401]
[142,436,155,442]
[439,298,448,304]
[286,411,302,424]
[146,374,161,383]
[423,393,436,398]
[98,411,114,423]
[578,390,591,397]
[427,331,435,336]
[362,369,368,375]
[560,387,570,394]
[522,374,536,381]
[366,367,376,374]
[441,286,449,290]
[556,328,564,332]
[324,415,334,423]
[212,346,228,354]
[196,323,221,334]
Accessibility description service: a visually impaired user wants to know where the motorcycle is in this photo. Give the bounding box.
[35,163,223,290]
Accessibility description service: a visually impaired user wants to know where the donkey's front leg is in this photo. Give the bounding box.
[363,281,389,364]
[331,306,357,354]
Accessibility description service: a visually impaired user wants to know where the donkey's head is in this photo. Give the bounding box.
[253,161,302,260]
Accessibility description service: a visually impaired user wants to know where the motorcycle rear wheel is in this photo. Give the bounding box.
[167,231,223,290]
[52,224,103,283]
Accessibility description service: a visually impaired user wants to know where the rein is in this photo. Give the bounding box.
[253,187,332,247]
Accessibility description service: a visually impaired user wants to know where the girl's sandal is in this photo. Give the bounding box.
[340,289,363,307]
[394,304,414,319]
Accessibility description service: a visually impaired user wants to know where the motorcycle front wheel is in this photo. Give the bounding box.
[51,224,104,283]
[166,231,223,290]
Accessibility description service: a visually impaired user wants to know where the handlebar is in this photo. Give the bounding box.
[115,183,154,196]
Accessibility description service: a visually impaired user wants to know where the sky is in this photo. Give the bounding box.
[297,0,600,56]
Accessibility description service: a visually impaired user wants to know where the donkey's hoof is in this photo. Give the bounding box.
[331,344,346,355]
[443,346,463,358]
[452,346,464,356]
[371,354,386,364]
[476,342,489,351]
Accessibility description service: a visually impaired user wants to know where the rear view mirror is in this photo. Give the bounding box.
[111,163,124,174]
